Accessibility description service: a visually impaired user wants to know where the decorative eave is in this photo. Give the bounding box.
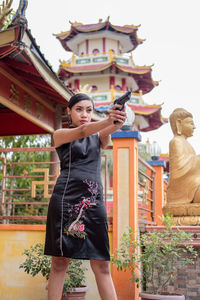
[0,20,73,107]
[59,61,152,75]
[94,101,167,132]
[58,62,157,95]
[59,61,112,73]
[94,101,161,115]
[54,18,143,53]
[0,0,73,136]
[132,104,167,132]
[128,103,162,115]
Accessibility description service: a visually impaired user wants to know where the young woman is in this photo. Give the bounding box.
[44,93,126,300]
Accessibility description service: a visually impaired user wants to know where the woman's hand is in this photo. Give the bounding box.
[108,104,127,126]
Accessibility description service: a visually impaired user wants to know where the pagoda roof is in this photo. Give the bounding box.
[95,100,161,115]
[55,18,143,53]
[59,62,158,95]
[94,101,167,132]
[0,26,73,103]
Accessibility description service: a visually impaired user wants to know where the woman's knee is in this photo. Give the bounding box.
[90,260,110,275]
[51,256,70,273]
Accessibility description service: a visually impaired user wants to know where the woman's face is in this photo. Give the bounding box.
[68,100,94,127]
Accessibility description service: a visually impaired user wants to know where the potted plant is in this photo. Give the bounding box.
[19,243,88,300]
[111,214,197,300]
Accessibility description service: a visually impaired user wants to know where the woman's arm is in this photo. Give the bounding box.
[53,104,124,148]
[99,106,126,149]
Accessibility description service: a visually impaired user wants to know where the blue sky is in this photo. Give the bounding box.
[11,0,200,153]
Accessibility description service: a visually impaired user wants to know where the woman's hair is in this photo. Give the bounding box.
[68,93,94,109]
[169,108,193,134]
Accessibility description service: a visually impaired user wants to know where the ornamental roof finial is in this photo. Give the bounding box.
[69,20,83,26]
[0,0,13,30]
[11,0,28,26]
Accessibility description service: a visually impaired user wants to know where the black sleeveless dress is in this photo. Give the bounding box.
[44,133,110,261]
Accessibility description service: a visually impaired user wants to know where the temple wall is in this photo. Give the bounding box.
[78,39,103,55]
[115,77,122,88]
[146,246,200,300]
[78,76,127,91]
[79,76,109,90]
[166,249,200,300]
[88,39,103,53]
[0,225,47,300]
[106,38,118,52]
[0,225,113,300]
[78,38,118,54]
[78,42,86,55]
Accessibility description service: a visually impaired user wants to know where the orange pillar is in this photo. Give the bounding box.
[111,131,141,300]
[146,167,154,222]
[147,161,166,225]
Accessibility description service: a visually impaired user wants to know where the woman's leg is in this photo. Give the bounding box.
[47,256,70,300]
[90,259,117,300]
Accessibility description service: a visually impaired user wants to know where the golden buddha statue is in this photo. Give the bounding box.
[163,108,200,225]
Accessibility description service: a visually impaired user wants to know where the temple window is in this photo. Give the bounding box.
[115,85,122,90]
[80,52,84,56]
[92,48,100,55]
[92,85,98,91]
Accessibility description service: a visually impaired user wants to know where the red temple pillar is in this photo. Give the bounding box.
[86,40,89,55]
[103,38,106,53]
[121,78,126,91]
[110,76,115,89]
[74,79,79,91]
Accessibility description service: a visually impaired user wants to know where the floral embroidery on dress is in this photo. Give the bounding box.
[64,220,86,239]
[64,180,99,239]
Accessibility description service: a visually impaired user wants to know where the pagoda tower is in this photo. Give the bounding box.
[55,18,166,131]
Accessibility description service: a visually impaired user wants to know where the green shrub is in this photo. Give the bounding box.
[19,243,87,294]
[111,214,197,294]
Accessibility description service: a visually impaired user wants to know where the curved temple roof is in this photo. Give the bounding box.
[54,18,143,53]
[59,61,158,95]
[94,101,167,132]
[0,0,73,136]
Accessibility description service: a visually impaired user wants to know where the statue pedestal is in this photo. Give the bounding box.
[146,225,200,245]
[163,203,200,225]
[171,216,200,226]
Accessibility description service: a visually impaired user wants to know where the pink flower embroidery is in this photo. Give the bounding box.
[72,224,78,231]
[79,224,85,232]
